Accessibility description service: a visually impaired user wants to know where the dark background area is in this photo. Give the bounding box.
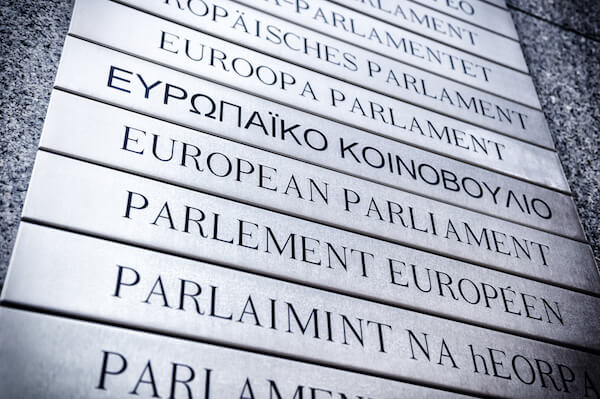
[1,0,599,289]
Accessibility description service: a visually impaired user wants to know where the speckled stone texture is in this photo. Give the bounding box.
[507,0,600,41]
[0,0,73,290]
[0,1,598,290]
[508,8,600,269]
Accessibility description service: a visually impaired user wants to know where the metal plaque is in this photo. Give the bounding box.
[408,0,518,39]
[3,231,599,398]
[21,152,600,294]
[115,0,537,112]
[0,308,467,398]
[6,222,600,350]
[233,0,528,79]
[481,0,507,9]
[66,3,553,148]
[51,39,569,192]
[326,0,519,64]
[39,91,583,240]
[265,0,523,72]
[1,1,597,398]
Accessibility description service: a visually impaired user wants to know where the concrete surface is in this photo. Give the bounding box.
[0,0,598,290]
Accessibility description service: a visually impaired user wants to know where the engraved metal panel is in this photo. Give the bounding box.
[54,36,566,188]
[67,2,553,148]
[0,1,597,397]
[6,222,600,350]
[21,152,600,294]
[39,91,583,240]
[284,0,523,71]
[481,0,507,9]
[3,229,599,398]
[0,308,467,398]
[408,0,518,39]
[116,0,537,113]
[232,0,529,81]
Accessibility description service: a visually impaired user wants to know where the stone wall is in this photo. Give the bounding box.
[507,0,600,272]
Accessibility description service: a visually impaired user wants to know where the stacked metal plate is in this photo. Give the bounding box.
[1,0,598,397]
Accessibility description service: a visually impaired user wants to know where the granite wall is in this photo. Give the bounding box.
[507,0,600,275]
[0,0,598,290]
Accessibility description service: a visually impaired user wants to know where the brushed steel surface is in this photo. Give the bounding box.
[5,223,600,350]
[408,0,517,38]
[67,2,553,148]
[482,0,507,9]
[39,91,584,240]
[2,230,598,398]
[293,0,523,70]
[0,308,468,398]
[117,0,536,112]
[54,36,566,189]
[233,0,529,82]
[20,152,600,294]
[2,2,597,398]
